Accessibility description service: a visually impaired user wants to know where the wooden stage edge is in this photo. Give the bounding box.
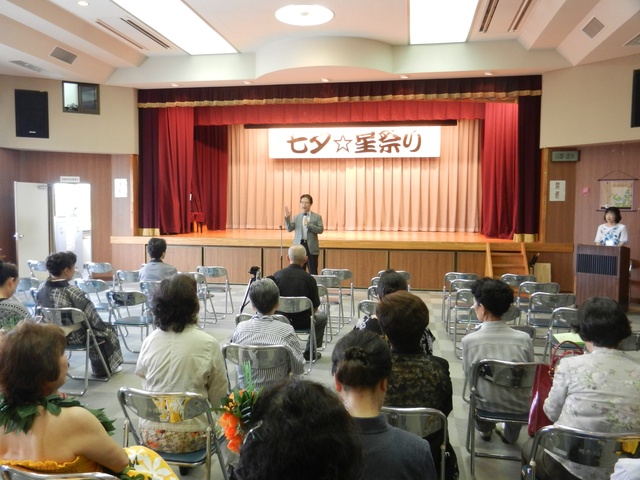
[111,230,573,253]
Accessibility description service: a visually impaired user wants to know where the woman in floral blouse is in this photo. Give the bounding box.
[536,297,640,480]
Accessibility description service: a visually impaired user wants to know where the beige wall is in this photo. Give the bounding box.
[0,75,138,154]
[541,54,640,148]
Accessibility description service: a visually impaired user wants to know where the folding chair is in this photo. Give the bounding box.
[15,277,39,314]
[443,277,477,331]
[542,307,578,361]
[277,296,316,374]
[620,331,640,351]
[381,406,449,480]
[196,266,234,317]
[139,280,161,320]
[0,466,118,480]
[500,274,536,294]
[466,359,539,477]
[441,272,479,323]
[84,262,115,286]
[449,288,475,358]
[313,274,340,337]
[40,307,111,396]
[527,293,576,350]
[222,343,300,391]
[118,387,228,480]
[358,299,377,318]
[107,290,151,355]
[27,260,48,281]
[75,279,111,317]
[320,268,354,322]
[114,270,140,291]
[522,425,640,480]
[516,281,560,317]
[0,304,29,330]
[185,272,217,327]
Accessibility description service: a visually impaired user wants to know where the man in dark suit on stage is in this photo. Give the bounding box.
[273,244,327,361]
[284,194,324,275]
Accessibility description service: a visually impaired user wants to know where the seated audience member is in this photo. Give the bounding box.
[332,329,437,480]
[376,290,457,479]
[231,278,305,388]
[136,274,228,454]
[233,378,363,480]
[355,269,435,355]
[273,245,327,361]
[461,277,534,444]
[139,237,178,282]
[0,320,177,479]
[0,261,31,328]
[527,297,640,480]
[36,251,123,377]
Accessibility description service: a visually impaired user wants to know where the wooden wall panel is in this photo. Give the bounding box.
[457,252,485,278]
[111,154,137,236]
[263,248,287,277]
[203,247,262,284]
[388,251,455,290]
[324,249,388,288]
[18,151,113,265]
[573,143,640,300]
[0,149,20,262]
[537,252,574,293]
[167,246,203,274]
[111,244,146,271]
[543,151,577,244]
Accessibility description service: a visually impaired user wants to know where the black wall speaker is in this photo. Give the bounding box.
[15,89,49,138]
[632,69,640,128]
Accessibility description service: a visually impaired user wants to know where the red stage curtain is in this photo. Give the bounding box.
[193,126,228,231]
[156,107,194,234]
[139,108,160,231]
[481,103,519,239]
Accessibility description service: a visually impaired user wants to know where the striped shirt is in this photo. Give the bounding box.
[461,321,534,414]
[231,313,305,389]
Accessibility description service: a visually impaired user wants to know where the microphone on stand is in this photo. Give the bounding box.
[279,225,284,269]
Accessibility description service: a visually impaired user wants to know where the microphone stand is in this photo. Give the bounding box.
[279,225,284,269]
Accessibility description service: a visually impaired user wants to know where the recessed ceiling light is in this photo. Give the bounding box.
[170,82,180,87]
[78,1,89,6]
[320,78,330,83]
[484,71,494,76]
[275,5,334,26]
[243,81,252,85]
[400,75,409,79]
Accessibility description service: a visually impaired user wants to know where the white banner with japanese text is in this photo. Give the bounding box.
[268,126,441,159]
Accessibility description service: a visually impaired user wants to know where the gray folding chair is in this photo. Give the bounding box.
[84,262,115,286]
[185,272,217,327]
[15,277,40,315]
[442,272,479,324]
[114,269,140,291]
[466,359,539,477]
[107,290,151,355]
[313,274,340,338]
[222,342,300,391]
[381,406,449,480]
[40,306,111,396]
[358,299,377,318]
[321,268,354,323]
[516,281,560,317]
[75,278,112,317]
[118,387,228,480]
[522,425,640,480]
[196,266,234,317]
[277,296,316,374]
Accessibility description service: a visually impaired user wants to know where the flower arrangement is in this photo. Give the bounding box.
[218,362,260,453]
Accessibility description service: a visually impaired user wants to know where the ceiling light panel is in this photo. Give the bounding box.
[275,5,334,26]
[111,0,237,55]
[410,0,480,44]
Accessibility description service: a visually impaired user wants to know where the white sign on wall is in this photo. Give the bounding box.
[549,180,566,202]
[268,126,441,159]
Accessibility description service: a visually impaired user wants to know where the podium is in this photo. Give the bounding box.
[575,244,630,310]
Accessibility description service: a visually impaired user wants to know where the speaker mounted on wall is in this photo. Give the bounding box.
[15,89,49,138]
[632,69,640,128]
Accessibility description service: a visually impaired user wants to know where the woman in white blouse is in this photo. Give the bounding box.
[594,206,628,246]
[532,297,640,480]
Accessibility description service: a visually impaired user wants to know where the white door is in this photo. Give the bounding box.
[14,182,51,278]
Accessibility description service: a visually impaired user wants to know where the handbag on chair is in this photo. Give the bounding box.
[528,340,583,436]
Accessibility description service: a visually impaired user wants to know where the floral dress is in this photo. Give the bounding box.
[594,223,628,246]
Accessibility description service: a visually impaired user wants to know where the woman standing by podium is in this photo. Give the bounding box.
[595,206,628,246]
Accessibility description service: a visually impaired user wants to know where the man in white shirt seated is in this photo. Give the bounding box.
[231,278,305,389]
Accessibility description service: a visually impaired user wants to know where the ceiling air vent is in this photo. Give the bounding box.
[50,47,78,65]
[10,60,46,73]
[508,0,534,32]
[96,19,145,49]
[582,17,605,39]
[122,18,171,49]
[625,33,640,47]
[479,0,500,33]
